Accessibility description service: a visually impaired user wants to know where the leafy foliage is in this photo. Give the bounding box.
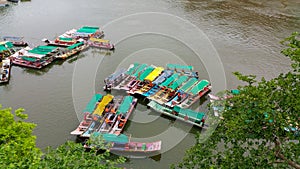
[175,33,300,169]
[0,105,125,169]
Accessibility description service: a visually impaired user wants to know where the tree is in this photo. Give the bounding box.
[175,32,300,168]
[0,105,125,169]
[0,105,41,169]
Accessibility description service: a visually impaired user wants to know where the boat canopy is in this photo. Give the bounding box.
[105,69,126,82]
[28,46,57,55]
[0,41,14,52]
[2,36,23,41]
[179,78,198,92]
[21,56,37,62]
[58,37,74,42]
[126,63,140,75]
[144,67,164,82]
[0,45,7,52]
[92,132,129,143]
[166,64,193,71]
[93,94,114,116]
[169,75,188,90]
[67,42,84,50]
[189,80,210,95]
[132,64,147,77]
[137,66,155,81]
[147,100,173,113]
[159,73,179,87]
[152,70,173,85]
[173,106,205,121]
[231,89,240,95]
[116,96,133,115]
[89,38,110,43]
[83,93,103,113]
[76,26,99,33]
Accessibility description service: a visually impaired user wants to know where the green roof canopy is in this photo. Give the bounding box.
[166,64,193,71]
[77,26,99,33]
[0,45,7,52]
[92,132,129,143]
[29,46,57,55]
[169,75,188,90]
[189,80,210,95]
[174,106,205,121]
[126,63,140,75]
[21,56,37,62]
[160,73,179,87]
[116,96,133,115]
[83,93,103,113]
[179,78,198,92]
[137,66,154,81]
[67,42,84,50]
[132,64,147,77]
[59,37,74,41]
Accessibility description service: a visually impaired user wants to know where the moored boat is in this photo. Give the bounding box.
[10,46,58,69]
[85,133,162,155]
[0,58,11,84]
[88,38,114,50]
[72,26,104,40]
[55,41,89,59]
[2,36,28,47]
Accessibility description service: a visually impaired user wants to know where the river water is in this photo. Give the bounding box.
[0,0,299,168]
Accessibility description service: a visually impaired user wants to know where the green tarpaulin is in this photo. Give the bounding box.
[189,80,210,95]
[132,64,147,77]
[166,64,193,71]
[137,66,154,81]
[0,45,7,52]
[126,63,140,75]
[179,78,198,92]
[116,96,133,115]
[174,106,205,121]
[159,73,179,87]
[59,37,74,41]
[21,56,37,62]
[29,46,57,55]
[169,75,188,90]
[67,42,84,50]
[83,93,103,113]
[92,132,129,143]
[77,26,99,33]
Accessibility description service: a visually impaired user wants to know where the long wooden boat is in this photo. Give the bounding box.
[55,41,89,59]
[110,96,137,135]
[85,133,162,155]
[147,101,206,128]
[179,79,211,108]
[2,36,28,47]
[88,38,114,50]
[103,68,127,91]
[10,46,58,69]
[72,26,104,40]
[70,93,103,135]
[0,58,11,84]
[166,63,199,78]
[127,65,155,94]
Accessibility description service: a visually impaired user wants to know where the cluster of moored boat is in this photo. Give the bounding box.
[0,26,114,84]
[104,63,211,127]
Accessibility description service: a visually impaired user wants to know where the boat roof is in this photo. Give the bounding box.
[76,26,99,33]
[2,36,23,41]
[67,41,84,50]
[144,67,164,82]
[92,132,129,143]
[58,37,74,42]
[166,64,193,71]
[28,46,57,55]
[93,94,114,116]
[0,41,14,52]
[83,93,103,113]
[152,70,173,85]
[126,63,140,75]
[179,78,198,92]
[189,79,210,95]
[159,73,179,87]
[105,68,127,82]
[174,106,205,121]
[89,38,110,43]
[116,96,134,115]
[132,64,148,77]
[147,100,173,113]
[137,66,155,81]
[169,75,188,90]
